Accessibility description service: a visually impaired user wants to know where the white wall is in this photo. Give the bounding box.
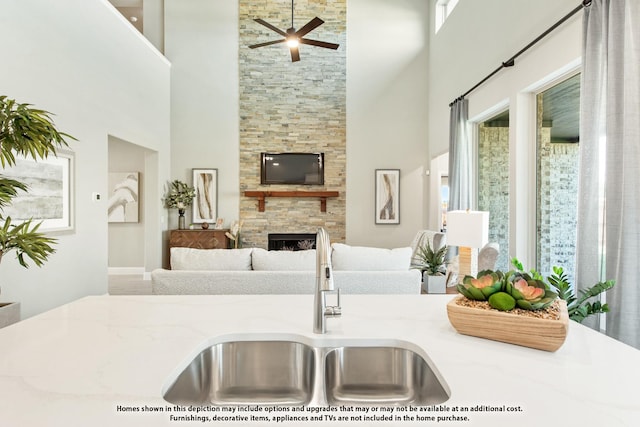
[346,0,430,247]
[0,0,171,318]
[164,0,240,241]
[163,0,431,249]
[108,136,147,269]
[427,0,582,266]
[144,0,165,52]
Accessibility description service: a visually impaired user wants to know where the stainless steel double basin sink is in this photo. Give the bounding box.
[162,335,450,407]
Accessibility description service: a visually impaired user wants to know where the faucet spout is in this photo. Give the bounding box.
[313,227,341,334]
[316,227,334,292]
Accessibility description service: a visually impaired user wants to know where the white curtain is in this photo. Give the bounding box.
[448,98,472,212]
[577,0,640,348]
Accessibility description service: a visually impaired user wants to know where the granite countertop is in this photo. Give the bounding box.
[0,294,638,426]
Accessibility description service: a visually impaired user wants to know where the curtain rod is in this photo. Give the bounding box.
[449,0,591,107]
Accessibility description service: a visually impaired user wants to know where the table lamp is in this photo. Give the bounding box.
[446,210,489,280]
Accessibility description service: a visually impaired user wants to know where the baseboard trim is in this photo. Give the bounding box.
[108,267,146,276]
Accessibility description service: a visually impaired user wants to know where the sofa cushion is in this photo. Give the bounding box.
[251,248,316,271]
[170,247,253,271]
[331,243,412,271]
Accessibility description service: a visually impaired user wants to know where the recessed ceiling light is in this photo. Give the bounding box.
[130,16,138,23]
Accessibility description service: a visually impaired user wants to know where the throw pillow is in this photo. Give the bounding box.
[251,248,316,271]
[331,243,412,271]
[170,247,253,271]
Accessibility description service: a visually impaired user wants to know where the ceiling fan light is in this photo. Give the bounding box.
[287,37,300,48]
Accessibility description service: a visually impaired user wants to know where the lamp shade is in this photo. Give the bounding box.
[446,210,489,248]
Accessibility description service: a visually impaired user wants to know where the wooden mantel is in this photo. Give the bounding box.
[244,191,339,212]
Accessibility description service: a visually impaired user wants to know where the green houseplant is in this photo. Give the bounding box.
[456,258,615,323]
[412,240,448,293]
[0,96,74,325]
[450,258,615,351]
[0,96,73,269]
[163,180,195,230]
[510,258,615,323]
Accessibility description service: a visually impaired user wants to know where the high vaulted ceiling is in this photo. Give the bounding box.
[108,0,143,33]
[106,1,580,144]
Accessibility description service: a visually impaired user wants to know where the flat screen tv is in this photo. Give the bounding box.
[260,153,324,185]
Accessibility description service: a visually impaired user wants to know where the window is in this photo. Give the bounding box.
[477,110,510,271]
[435,0,460,33]
[440,175,449,232]
[536,73,580,282]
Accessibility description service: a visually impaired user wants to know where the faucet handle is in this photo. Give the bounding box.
[325,288,342,317]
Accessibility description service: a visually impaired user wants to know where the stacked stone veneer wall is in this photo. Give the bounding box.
[478,124,510,271]
[536,122,579,283]
[239,0,346,249]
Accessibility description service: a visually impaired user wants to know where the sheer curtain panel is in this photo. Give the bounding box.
[448,98,472,212]
[577,0,640,348]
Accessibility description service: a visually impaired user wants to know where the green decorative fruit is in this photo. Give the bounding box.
[488,292,516,311]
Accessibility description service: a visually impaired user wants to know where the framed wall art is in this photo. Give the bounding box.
[1,150,75,232]
[107,172,139,223]
[375,169,400,225]
[192,168,218,224]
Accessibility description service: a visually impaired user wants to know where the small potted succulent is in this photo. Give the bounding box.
[412,240,448,293]
[448,267,567,351]
[164,180,195,230]
[456,270,558,312]
[448,258,615,351]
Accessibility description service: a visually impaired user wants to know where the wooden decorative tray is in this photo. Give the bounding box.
[446,296,569,352]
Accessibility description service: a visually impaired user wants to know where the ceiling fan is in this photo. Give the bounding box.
[248,0,339,62]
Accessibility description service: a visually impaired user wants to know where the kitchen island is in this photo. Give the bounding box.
[0,294,638,426]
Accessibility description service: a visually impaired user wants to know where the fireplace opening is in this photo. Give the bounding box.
[268,233,316,251]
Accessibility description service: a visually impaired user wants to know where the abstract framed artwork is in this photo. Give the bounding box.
[1,150,74,232]
[108,172,139,223]
[375,169,400,224]
[192,168,218,224]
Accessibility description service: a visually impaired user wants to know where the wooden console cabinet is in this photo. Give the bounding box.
[169,229,230,251]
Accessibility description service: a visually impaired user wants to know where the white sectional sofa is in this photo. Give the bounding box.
[151,243,421,295]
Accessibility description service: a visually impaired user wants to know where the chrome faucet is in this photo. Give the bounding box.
[313,227,341,334]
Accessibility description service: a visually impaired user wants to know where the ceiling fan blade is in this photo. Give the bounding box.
[249,39,286,49]
[254,18,287,37]
[290,46,300,62]
[295,17,324,38]
[300,38,339,50]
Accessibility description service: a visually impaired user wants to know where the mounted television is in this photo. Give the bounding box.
[261,153,324,185]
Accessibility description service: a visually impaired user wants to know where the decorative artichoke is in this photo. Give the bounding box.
[505,277,558,310]
[456,270,503,301]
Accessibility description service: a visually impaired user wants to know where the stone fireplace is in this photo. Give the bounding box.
[238,0,347,249]
[268,233,317,251]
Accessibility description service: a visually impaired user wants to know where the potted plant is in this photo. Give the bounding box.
[164,180,195,230]
[447,258,615,351]
[225,220,244,249]
[412,240,448,293]
[0,96,74,327]
[511,258,614,323]
[448,267,567,351]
